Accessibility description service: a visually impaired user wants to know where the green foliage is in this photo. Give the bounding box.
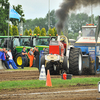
[24,29,29,36]
[61,31,63,35]
[9,25,13,36]
[34,26,41,35]
[49,28,55,36]
[53,27,57,36]
[12,25,18,36]
[46,10,57,29]
[67,13,98,33]
[23,10,57,32]
[41,28,46,36]
[68,33,79,40]
[29,29,32,35]
[94,15,99,24]
[0,0,9,35]
[4,30,6,36]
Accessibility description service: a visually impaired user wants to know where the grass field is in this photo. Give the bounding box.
[0,77,99,90]
[5,67,38,71]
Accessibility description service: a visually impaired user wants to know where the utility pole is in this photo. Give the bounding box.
[48,0,50,30]
[91,1,93,24]
[20,20,23,35]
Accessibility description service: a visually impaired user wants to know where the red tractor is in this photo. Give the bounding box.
[40,35,69,75]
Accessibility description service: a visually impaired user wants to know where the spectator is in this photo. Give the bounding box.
[21,47,27,69]
[0,49,3,68]
[28,48,35,67]
[5,50,10,69]
[1,48,9,69]
[7,49,18,69]
[0,48,3,60]
[34,47,39,68]
[43,48,45,51]
[13,46,17,56]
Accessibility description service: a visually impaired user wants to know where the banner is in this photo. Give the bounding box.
[9,6,21,21]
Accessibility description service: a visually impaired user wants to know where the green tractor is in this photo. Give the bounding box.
[0,35,57,69]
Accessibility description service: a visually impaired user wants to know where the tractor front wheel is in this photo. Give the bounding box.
[46,62,59,75]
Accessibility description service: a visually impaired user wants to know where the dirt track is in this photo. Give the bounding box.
[0,70,100,100]
[0,70,100,81]
[0,86,100,100]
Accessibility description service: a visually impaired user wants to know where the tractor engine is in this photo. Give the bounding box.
[45,40,64,62]
[49,41,64,56]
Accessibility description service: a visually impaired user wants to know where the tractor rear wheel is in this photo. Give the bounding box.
[15,53,28,67]
[69,48,82,75]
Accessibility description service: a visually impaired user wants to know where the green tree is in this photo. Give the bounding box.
[68,13,90,33]
[49,28,54,36]
[0,0,9,35]
[41,28,46,36]
[23,10,57,32]
[61,31,63,35]
[4,30,6,36]
[94,15,99,24]
[24,29,29,36]
[12,25,18,36]
[9,25,13,36]
[34,26,41,35]
[46,10,57,30]
[53,27,57,36]
[29,29,32,35]
[68,33,79,40]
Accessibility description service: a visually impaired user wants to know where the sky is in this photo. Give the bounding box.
[9,0,100,20]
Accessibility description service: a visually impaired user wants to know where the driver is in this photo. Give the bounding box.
[41,41,45,45]
[60,39,66,56]
[88,29,95,36]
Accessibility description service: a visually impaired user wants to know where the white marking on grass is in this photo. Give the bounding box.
[0,89,97,97]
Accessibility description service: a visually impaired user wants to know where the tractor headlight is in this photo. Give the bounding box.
[45,54,60,61]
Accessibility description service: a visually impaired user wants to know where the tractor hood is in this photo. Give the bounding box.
[75,37,100,46]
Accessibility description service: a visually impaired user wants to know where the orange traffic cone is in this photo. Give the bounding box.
[46,70,52,87]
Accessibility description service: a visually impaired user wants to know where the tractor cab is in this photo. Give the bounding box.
[75,24,97,45]
[35,36,57,52]
[82,24,97,37]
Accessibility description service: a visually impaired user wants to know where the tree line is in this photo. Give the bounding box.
[24,11,99,39]
[24,27,57,36]
[0,0,99,39]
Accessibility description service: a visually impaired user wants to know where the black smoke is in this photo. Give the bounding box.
[56,0,100,35]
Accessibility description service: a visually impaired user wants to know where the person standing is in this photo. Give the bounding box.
[0,48,3,60]
[34,47,39,68]
[28,48,35,67]
[21,47,27,69]
[7,49,18,69]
